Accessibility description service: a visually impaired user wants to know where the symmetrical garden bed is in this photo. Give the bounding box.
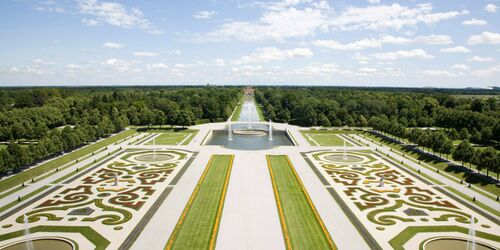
[303,150,500,249]
[0,149,195,249]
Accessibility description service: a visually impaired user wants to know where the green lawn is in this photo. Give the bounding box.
[267,155,336,250]
[145,130,198,145]
[231,94,246,121]
[301,130,355,146]
[364,132,499,198]
[166,155,233,250]
[0,129,136,193]
[231,102,244,121]
[0,186,50,214]
[255,103,265,121]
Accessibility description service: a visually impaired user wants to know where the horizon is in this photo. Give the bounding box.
[0,83,499,90]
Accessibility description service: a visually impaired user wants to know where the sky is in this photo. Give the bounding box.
[0,0,499,88]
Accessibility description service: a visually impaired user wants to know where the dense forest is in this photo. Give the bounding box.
[0,87,241,174]
[255,87,499,179]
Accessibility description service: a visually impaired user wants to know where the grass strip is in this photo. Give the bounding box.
[146,133,189,145]
[255,100,265,121]
[286,130,299,146]
[444,186,500,217]
[166,155,233,250]
[301,132,353,146]
[267,155,336,250]
[50,149,120,184]
[180,131,198,145]
[230,95,245,121]
[0,129,136,192]
[143,130,198,146]
[0,186,23,200]
[0,186,50,214]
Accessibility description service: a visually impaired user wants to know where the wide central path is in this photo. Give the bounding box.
[216,152,285,250]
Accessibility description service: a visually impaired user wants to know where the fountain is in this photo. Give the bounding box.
[204,98,295,150]
[23,215,34,250]
[467,215,476,250]
[247,103,252,129]
[269,120,273,141]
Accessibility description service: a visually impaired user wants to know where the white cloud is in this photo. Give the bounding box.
[440,46,470,53]
[200,7,329,42]
[329,3,466,31]
[102,42,123,48]
[133,51,159,57]
[468,32,500,45]
[473,63,500,76]
[103,58,140,71]
[415,35,453,45]
[353,52,370,64]
[312,34,450,51]
[66,64,86,70]
[312,39,382,50]
[8,66,47,75]
[198,3,464,42]
[194,10,217,19]
[358,67,377,73]
[291,64,347,77]
[467,56,494,62]
[78,0,162,34]
[420,69,456,77]
[484,4,498,13]
[161,50,182,55]
[366,0,380,4]
[32,59,55,65]
[36,6,65,13]
[266,0,317,11]
[213,58,226,66]
[81,18,99,26]
[451,64,470,70]
[146,63,168,70]
[236,47,313,64]
[371,49,433,60]
[462,18,487,26]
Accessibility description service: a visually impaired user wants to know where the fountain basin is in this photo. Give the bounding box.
[204,130,294,150]
[325,154,364,163]
[0,237,74,250]
[423,237,497,250]
[232,129,267,136]
[134,153,173,162]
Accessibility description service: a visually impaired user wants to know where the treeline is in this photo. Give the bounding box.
[370,116,499,180]
[255,87,499,179]
[255,87,499,146]
[0,87,241,174]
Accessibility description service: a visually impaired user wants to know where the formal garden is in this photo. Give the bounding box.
[303,150,500,249]
[0,149,195,249]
